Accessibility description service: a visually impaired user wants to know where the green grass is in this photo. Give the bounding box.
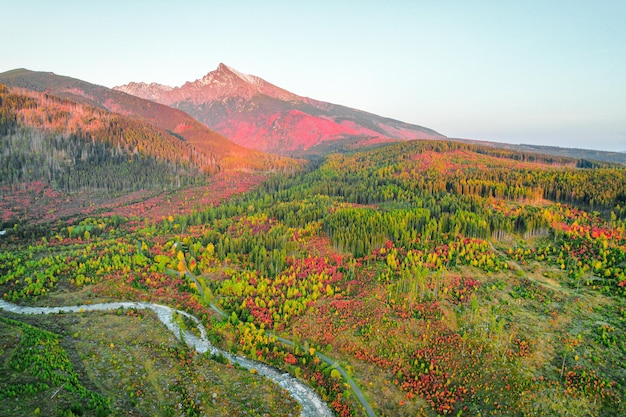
[0,316,109,417]
[0,309,300,417]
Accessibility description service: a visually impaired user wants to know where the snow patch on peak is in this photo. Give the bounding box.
[193,63,263,90]
[220,64,261,86]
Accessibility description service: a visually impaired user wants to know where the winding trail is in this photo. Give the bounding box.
[0,299,333,417]
[276,337,377,417]
[197,282,377,417]
[170,241,375,416]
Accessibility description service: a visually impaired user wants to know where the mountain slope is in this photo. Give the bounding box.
[0,69,296,172]
[0,83,208,189]
[449,138,626,166]
[115,63,445,155]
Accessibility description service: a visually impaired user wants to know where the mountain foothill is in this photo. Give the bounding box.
[2,63,626,417]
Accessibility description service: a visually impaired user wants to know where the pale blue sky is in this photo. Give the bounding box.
[3,1,625,151]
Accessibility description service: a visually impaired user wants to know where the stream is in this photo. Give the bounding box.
[0,299,333,417]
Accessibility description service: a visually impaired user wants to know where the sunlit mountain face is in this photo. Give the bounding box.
[115,63,445,156]
[0,68,298,172]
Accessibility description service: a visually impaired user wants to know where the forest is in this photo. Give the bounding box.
[0,84,209,192]
[1,138,626,416]
[0,83,300,197]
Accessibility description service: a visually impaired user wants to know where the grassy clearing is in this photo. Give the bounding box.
[285,257,626,416]
[0,308,299,417]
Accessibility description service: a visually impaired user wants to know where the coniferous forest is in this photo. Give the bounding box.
[2,125,626,416]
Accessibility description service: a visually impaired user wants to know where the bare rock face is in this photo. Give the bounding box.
[116,64,298,105]
[115,64,445,156]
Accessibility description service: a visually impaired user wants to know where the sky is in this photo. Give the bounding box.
[3,1,626,152]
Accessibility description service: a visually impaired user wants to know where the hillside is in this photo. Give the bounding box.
[451,137,626,166]
[0,70,302,229]
[115,63,445,156]
[0,83,208,184]
[0,68,297,172]
[2,139,626,416]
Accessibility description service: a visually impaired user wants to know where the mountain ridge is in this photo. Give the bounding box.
[0,68,298,172]
[116,63,299,104]
[115,64,445,156]
[449,138,626,166]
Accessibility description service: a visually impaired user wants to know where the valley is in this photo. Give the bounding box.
[1,69,626,416]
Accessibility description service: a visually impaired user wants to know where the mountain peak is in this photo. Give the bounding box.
[217,63,261,86]
[112,63,445,155]
[194,63,262,91]
[115,63,299,104]
[125,63,295,103]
